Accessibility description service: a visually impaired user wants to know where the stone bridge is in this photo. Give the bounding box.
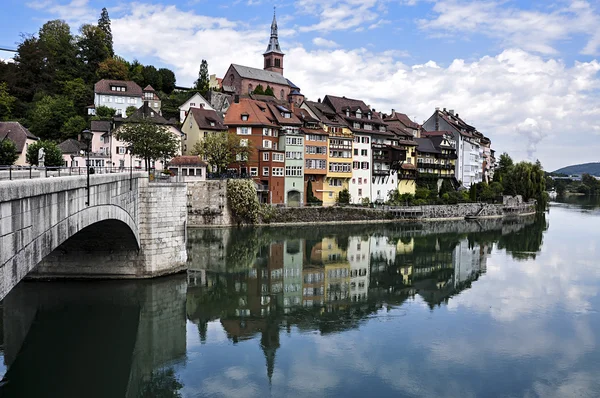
[0,172,188,300]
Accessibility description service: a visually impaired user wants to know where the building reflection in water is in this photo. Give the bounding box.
[186,214,547,380]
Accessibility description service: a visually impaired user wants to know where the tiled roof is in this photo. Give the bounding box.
[224,98,278,127]
[115,103,173,125]
[0,121,39,152]
[422,130,453,137]
[324,95,371,114]
[266,103,302,126]
[231,64,289,86]
[189,107,227,130]
[94,79,143,97]
[415,138,440,154]
[169,156,207,166]
[209,91,233,113]
[58,138,86,154]
[91,120,111,133]
[384,111,419,129]
[143,85,155,92]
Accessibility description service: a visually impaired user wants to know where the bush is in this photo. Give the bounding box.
[415,187,430,200]
[413,199,427,206]
[26,140,63,167]
[337,188,351,205]
[227,179,260,225]
[361,197,370,206]
[0,139,19,165]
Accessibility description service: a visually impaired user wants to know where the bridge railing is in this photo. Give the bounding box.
[0,165,132,181]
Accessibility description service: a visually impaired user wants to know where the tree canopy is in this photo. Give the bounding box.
[26,140,64,167]
[0,139,19,165]
[115,120,180,170]
[191,132,251,174]
[194,60,210,96]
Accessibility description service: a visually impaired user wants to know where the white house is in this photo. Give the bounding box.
[93,79,144,117]
[178,92,214,123]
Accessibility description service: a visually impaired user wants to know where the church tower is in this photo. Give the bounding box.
[263,9,284,75]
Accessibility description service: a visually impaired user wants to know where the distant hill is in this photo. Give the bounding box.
[553,162,600,176]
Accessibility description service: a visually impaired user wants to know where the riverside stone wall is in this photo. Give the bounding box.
[187,180,233,227]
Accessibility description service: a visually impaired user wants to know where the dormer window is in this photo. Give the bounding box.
[283,112,291,118]
[368,113,372,120]
[345,110,350,117]
[379,126,386,132]
[356,109,362,118]
[241,114,249,121]
[210,122,215,127]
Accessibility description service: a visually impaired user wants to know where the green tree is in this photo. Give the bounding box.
[125,106,137,117]
[61,78,92,115]
[61,115,87,140]
[439,179,454,197]
[97,7,114,57]
[253,84,265,95]
[194,60,210,96]
[128,59,145,87]
[0,82,17,120]
[115,119,180,170]
[38,20,81,89]
[337,188,350,204]
[142,65,162,91]
[13,35,52,102]
[95,105,117,118]
[26,140,63,166]
[264,85,274,96]
[96,57,129,80]
[0,138,19,165]
[505,161,546,208]
[493,152,514,184]
[415,187,430,200]
[27,95,76,140]
[191,131,251,174]
[158,68,176,94]
[77,24,111,81]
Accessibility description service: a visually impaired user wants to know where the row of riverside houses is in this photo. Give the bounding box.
[2,11,493,204]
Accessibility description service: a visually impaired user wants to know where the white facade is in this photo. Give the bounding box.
[350,134,371,204]
[347,236,370,302]
[94,93,142,117]
[457,136,483,188]
[371,135,397,204]
[178,93,214,123]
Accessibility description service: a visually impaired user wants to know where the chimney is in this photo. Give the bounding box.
[449,109,454,116]
[435,107,440,111]
[391,108,395,115]
[318,98,321,103]
[443,107,446,112]
[456,113,459,118]
[234,94,240,103]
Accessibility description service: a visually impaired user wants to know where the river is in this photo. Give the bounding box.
[0,200,599,397]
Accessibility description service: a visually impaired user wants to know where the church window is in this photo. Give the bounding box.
[275,58,281,68]
[266,59,272,68]
[280,89,285,100]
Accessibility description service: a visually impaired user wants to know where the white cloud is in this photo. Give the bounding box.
[419,0,600,55]
[295,0,383,32]
[312,37,340,48]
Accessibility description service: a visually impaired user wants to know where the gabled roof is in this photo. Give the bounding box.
[94,79,143,97]
[91,120,111,133]
[302,100,347,127]
[384,111,419,130]
[208,91,232,113]
[0,122,39,152]
[143,85,155,92]
[266,103,302,126]
[188,107,227,131]
[58,138,86,155]
[115,103,174,125]
[323,95,386,131]
[223,98,278,127]
[179,92,213,111]
[415,138,441,154]
[428,135,455,151]
[229,64,289,86]
[294,107,320,124]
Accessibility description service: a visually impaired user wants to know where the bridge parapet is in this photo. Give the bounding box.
[0,172,188,299]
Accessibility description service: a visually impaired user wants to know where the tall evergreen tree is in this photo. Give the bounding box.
[77,24,111,83]
[98,7,114,57]
[194,60,210,95]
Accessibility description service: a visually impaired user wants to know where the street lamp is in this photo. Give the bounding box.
[127,146,133,191]
[81,129,93,206]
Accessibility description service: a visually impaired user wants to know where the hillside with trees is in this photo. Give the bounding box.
[0,8,182,141]
[553,162,600,176]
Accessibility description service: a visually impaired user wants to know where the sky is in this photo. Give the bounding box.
[1,0,600,171]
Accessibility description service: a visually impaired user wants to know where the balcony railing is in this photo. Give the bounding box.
[372,168,389,176]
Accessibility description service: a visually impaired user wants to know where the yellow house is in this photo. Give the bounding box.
[323,126,353,206]
[181,107,228,156]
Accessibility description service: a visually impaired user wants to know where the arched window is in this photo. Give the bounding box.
[275,58,281,68]
[280,89,285,100]
[265,58,272,68]
[248,84,253,94]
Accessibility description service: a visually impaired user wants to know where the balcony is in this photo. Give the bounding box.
[330,144,352,150]
[373,168,389,176]
[373,153,389,161]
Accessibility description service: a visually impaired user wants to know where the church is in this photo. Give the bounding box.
[221,11,304,106]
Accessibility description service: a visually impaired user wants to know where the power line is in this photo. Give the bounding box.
[0,47,17,53]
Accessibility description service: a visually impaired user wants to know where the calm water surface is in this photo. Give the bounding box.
[0,201,599,397]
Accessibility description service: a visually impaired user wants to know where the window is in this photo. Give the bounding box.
[285,166,303,176]
[306,146,327,154]
[237,127,250,135]
[286,151,302,159]
[361,162,369,169]
[272,153,284,162]
[353,161,359,169]
[361,149,368,156]
[329,150,351,158]
[353,122,360,129]
[263,128,272,136]
[330,178,343,187]
[354,149,358,155]
[329,163,351,173]
[250,167,258,176]
[263,153,269,161]
[263,167,269,176]
[364,124,372,131]
[272,167,284,176]
[117,147,125,154]
[275,58,281,67]
[305,159,326,169]
[190,103,195,107]
[248,84,253,94]
[286,137,303,146]
[361,137,370,144]
[263,140,272,149]
[358,189,362,196]
[241,114,249,121]
[280,89,285,100]
[240,139,248,148]
[358,177,362,184]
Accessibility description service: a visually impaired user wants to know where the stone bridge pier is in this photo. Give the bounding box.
[0,173,188,300]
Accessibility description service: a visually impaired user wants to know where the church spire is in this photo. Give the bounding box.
[264,7,283,55]
[263,7,285,74]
